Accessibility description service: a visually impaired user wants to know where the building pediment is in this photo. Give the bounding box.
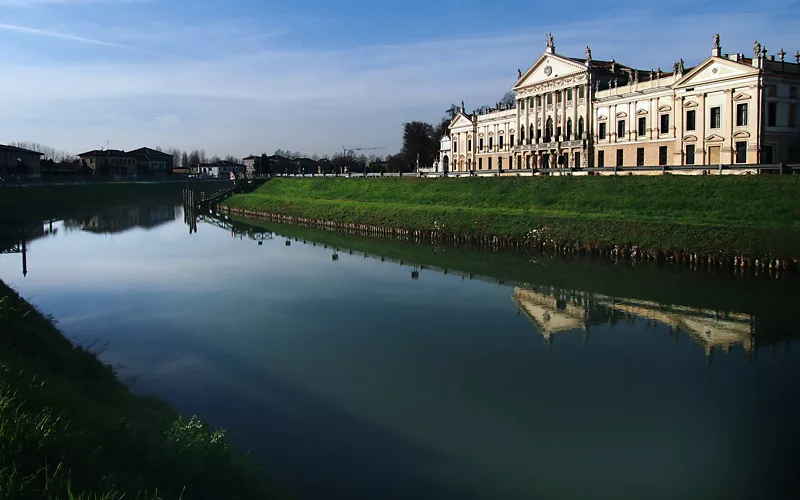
[636,109,649,115]
[658,105,672,112]
[683,101,699,108]
[514,52,587,91]
[683,135,698,143]
[674,57,758,88]
[733,130,751,139]
[706,134,725,142]
[733,93,751,101]
[449,112,474,129]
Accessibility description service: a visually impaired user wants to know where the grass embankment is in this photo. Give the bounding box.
[223,177,800,257]
[0,281,288,500]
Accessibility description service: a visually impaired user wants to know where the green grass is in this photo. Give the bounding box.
[0,281,289,500]
[223,177,800,257]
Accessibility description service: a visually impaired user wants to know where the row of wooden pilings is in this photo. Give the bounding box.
[222,206,797,278]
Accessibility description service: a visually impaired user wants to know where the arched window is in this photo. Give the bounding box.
[467,158,472,171]
[517,156,522,169]
[566,118,573,140]
[578,117,585,139]
[545,117,554,141]
[529,124,535,143]
[520,126,525,143]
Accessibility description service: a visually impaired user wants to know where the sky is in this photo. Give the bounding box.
[0,0,798,158]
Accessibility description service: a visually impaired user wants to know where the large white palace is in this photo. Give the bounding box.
[433,34,800,175]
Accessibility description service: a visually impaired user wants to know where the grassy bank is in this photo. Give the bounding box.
[0,281,288,500]
[223,177,800,257]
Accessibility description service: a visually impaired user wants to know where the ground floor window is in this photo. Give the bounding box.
[478,158,482,170]
[636,147,645,166]
[616,149,624,167]
[685,145,695,165]
[488,157,492,170]
[762,144,774,164]
[659,146,668,166]
[498,157,503,170]
[598,151,605,168]
[574,152,580,167]
[735,141,747,164]
[517,156,522,169]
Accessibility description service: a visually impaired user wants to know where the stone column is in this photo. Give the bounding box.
[560,89,567,142]
[723,89,734,163]
[698,92,706,164]
[532,95,538,145]
[516,100,522,149]
[572,86,579,141]
[524,95,531,146]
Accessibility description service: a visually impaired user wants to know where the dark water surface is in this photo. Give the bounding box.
[1,202,799,500]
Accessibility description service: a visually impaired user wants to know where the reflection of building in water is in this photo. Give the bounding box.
[513,286,755,360]
[79,205,178,234]
[513,287,588,343]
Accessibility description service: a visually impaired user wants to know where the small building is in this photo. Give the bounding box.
[0,144,43,178]
[77,149,137,175]
[128,147,174,174]
[242,155,263,175]
[197,160,243,179]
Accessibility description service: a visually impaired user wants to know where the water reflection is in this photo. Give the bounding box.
[205,212,798,362]
[64,204,178,235]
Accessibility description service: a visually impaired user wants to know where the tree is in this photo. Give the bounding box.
[261,153,271,175]
[181,152,190,169]
[500,91,516,108]
[224,155,239,164]
[400,121,437,172]
[445,103,460,120]
[188,150,201,166]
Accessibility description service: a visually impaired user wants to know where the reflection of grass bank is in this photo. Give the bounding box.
[0,281,288,500]
[223,177,800,258]
[227,214,799,323]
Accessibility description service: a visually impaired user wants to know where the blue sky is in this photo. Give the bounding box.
[0,0,797,157]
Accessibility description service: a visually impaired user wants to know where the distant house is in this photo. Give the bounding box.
[128,147,173,174]
[242,155,263,175]
[197,160,243,179]
[77,149,137,175]
[0,144,43,178]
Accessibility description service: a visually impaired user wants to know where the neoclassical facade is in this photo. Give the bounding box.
[441,34,800,175]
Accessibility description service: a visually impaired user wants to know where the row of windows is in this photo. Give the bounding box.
[597,104,755,141]
[519,88,586,110]
[765,85,798,99]
[597,142,748,168]
[766,102,798,127]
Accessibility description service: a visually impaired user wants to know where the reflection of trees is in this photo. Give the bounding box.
[65,204,178,235]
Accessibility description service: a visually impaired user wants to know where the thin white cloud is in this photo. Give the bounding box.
[0,22,125,46]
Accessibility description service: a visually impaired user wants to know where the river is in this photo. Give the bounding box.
[1,200,798,500]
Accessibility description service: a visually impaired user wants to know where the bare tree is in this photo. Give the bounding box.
[224,155,240,164]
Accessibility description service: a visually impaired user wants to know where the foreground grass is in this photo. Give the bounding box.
[223,177,800,257]
[0,281,288,500]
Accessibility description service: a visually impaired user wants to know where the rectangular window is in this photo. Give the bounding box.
[685,144,695,165]
[599,122,607,140]
[637,117,646,136]
[579,86,585,98]
[479,138,483,150]
[617,120,626,139]
[762,145,774,164]
[488,157,492,170]
[790,87,798,99]
[468,140,472,151]
[789,103,797,127]
[478,158,482,170]
[509,156,512,169]
[659,146,668,166]
[498,157,503,169]
[686,110,696,131]
[735,141,747,163]
[536,96,542,106]
[567,89,573,101]
[557,91,562,103]
[510,135,514,147]
[519,100,525,110]
[499,135,504,148]
[489,137,493,149]
[616,149,624,167]
[636,147,645,166]
[529,97,534,108]
[454,141,458,153]
[766,85,777,97]
[710,107,721,129]
[767,102,777,127]
[597,150,605,168]
[660,114,669,134]
[708,145,721,165]
[736,104,747,127]
[547,93,552,105]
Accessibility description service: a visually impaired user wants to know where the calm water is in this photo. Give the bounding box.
[1,201,799,500]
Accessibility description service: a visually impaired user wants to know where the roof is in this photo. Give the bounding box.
[0,144,44,156]
[242,155,261,160]
[77,149,132,157]
[128,147,173,157]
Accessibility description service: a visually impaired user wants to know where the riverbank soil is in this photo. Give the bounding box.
[0,281,288,500]
[223,176,800,259]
